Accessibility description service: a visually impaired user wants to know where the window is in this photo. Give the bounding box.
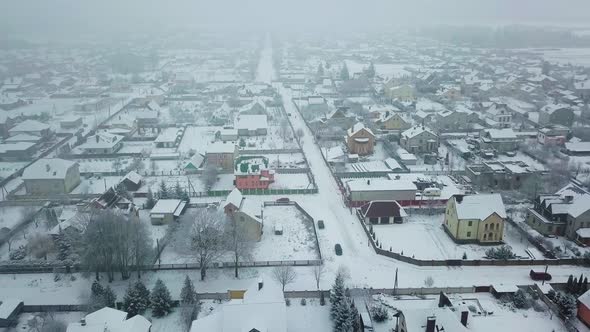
[467,231,472,237]
[468,221,473,226]
[483,234,487,240]
[484,224,488,231]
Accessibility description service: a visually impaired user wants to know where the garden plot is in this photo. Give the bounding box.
[0,206,42,232]
[286,298,332,332]
[372,213,543,260]
[138,175,206,196]
[70,176,122,194]
[0,206,51,261]
[241,126,298,151]
[117,141,153,154]
[178,126,221,155]
[267,152,307,169]
[270,173,313,190]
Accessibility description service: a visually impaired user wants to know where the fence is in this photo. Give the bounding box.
[22,304,86,312]
[208,188,318,197]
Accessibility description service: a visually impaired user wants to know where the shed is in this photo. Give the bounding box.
[150,199,187,225]
[0,299,23,327]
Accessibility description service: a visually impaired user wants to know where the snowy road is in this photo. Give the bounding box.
[255,34,276,83]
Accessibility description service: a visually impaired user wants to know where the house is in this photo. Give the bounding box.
[384,84,416,102]
[564,142,590,156]
[223,188,262,241]
[66,307,151,332]
[346,122,375,156]
[8,119,52,139]
[539,104,575,127]
[537,125,569,145]
[435,109,479,131]
[60,116,83,130]
[578,289,590,327]
[216,128,239,141]
[185,153,205,173]
[443,194,506,244]
[189,279,286,332]
[0,142,38,161]
[324,106,356,130]
[466,161,539,190]
[154,128,183,148]
[480,128,518,152]
[484,103,512,129]
[22,158,80,195]
[136,111,160,128]
[79,133,124,154]
[574,80,590,101]
[90,187,132,210]
[396,307,469,332]
[526,183,590,240]
[206,142,238,173]
[150,199,187,225]
[360,200,407,224]
[235,114,268,136]
[400,126,439,154]
[345,178,417,207]
[234,156,275,190]
[0,299,23,328]
[119,171,142,191]
[374,111,411,131]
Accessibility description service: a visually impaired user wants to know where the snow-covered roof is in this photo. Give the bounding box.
[9,119,50,133]
[224,188,243,209]
[85,307,127,331]
[347,122,374,137]
[483,128,517,140]
[579,289,590,308]
[22,158,78,180]
[151,199,183,215]
[347,179,417,192]
[116,314,151,332]
[565,142,590,153]
[122,171,142,185]
[576,228,590,239]
[0,299,22,319]
[81,133,124,150]
[540,103,571,115]
[190,279,286,332]
[235,114,268,131]
[207,141,237,154]
[453,194,506,221]
[402,307,468,332]
[185,153,204,169]
[5,133,42,143]
[401,125,436,139]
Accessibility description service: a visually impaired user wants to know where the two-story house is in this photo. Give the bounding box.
[206,142,238,173]
[400,126,439,154]
[484,103,512,128]
[480,128,519,152]
[346,122,375,155]
[538,104,575,127]
[443,194,507,244]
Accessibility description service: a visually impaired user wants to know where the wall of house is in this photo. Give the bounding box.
[24,178,67,195]
[234,211,262,241]
[382,115,410,130]
[150,213,173,225]
[236,173,273,190]
[567,210,590,240]
[347,130,374,155]
[578,303,590,326]
[476,214,504,243]
[206,152,234,172]
[64,165,81,193]
[403,132,438,153]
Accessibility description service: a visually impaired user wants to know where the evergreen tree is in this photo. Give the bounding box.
[350,299,360,332]
[366,62,375,78]
[174,182,184,200]
[573,278,579,294]
[135,280,151,308]
[578,274,584,294]
[513,289,527,309]
[330,272,346,319]
[123,281,150,317]
[146,188,156,209]
[103,286,116,308]
[566,275,574,293]
[180,275,197,305]
[340,63,350,81]
[151,279,173,317]
[91,280,105,297]
[158,180,169,199]
[334,297,353,332]
[584,277,589,294]
[55,230,72,261]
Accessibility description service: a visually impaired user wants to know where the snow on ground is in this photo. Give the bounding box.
[286,299,332,332]
[271,173,312,190]
[267,152,307,169]
[0,162,27,179]
[5,311,85,332]
[373,213,544,260]
[70,176,122,194]
[415,97,448,112]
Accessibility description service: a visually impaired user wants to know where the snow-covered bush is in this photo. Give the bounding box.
[485,246,516,259]
[370,304,389,322]
[9,245,26,260]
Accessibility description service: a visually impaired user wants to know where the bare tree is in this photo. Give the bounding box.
[189,209,226,280]
[279,118,290,140]
[424,276,434,288]
[312,263,325,290]
[202,165,219,190]
[28,233,55,260]
[225,216,254,278]
[272,265,297,292]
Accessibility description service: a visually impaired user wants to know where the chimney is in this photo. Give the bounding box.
[95,135,99,143]
[258,279,264,291]
[460,310,469,327]
[426,316,436,332]
[455,195,464,204]
[565,195,573,203]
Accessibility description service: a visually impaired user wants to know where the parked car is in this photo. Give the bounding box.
[276,197,290,203]
[335,244,343,256]
[317,220,325,229]
[530,269,552,281]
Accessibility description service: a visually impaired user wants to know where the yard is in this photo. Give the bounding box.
[372,213,544,260]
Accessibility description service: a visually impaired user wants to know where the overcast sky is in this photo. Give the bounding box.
[2,0,590,41]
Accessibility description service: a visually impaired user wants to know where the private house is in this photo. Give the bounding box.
[537,125,570,145]
[578,289,590,327]
[574,80,590,101]
[190,279,286,332]
[0,142,38,161]
[564,142,590,156]
[466,161,537,190]
[79,133,124,154]
[538,104,575,127]
[484,103,512,128]
[223,188,262,241]
[119,171,142,191]
[235,114,268,136]
[345,178,417,207]
[22,158,80,195]
[0,299,23,328]
[374,111,412,131]
[400,126,439,154]
[66,307,151,332]
[360,200,407,224]
[346,122,375,155]
[480,128,518,152]
[206,142,238,173]
[234,156,275,190]
[436,85,462,101]
[526,183,590,240]
[8,119,52,139]
[435,109,479,131]
[384,84,416,103]
[60,116,83,130]
[150,199,187,225]
[136,111,160,128]
[185,153,205,173]
[154,128,183,148]
[443,194,506,244]
[325,107,356,130]
[216,128,239,141]
[90,187,132,210]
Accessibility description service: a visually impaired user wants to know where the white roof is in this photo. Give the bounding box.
[402,125,436,139]
[224,188,243,209]
[0,142,36,153]
[579,289,590,308]
[453,194,506,221]
[85,307,127,331]
[235,114,268,131]
[115,314,151,332]
[207,141,237,154]
[347,179,417,192]
[81,133,124,150]
[402,308,468,332]
[493,283,519,293]
[151,199,182,215]
[0,299,22,319]
[122,171,142,185]
[483,128,517,140]
[9,119,49,133]
[22,158,77,180]
[576,228,590,238]
[565,142,590,153]
[347,122,374,137]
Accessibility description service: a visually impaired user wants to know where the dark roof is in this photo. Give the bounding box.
[360,200,404,218]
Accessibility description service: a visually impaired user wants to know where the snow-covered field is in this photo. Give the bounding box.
[372,213,544,260]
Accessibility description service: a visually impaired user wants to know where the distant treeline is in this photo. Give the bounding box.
[419,25,590,48]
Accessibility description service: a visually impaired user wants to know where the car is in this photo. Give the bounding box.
[335,244,343,256]
[317,220,325,229]
[276,197,290,203]
[530,269,552,281]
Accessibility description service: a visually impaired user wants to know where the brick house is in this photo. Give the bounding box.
[234,156,275,190]
[346,122,375,155]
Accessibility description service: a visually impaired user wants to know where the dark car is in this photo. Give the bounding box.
[276,197,290,203]
[335,244,343,256]
[530,269,552,281]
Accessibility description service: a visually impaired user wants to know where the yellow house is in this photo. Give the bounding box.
[377,112,412,131]
[384,84,416,102]
[443,194,506,244]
